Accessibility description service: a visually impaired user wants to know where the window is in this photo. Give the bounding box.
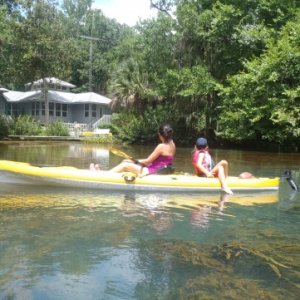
[62,104,67,117]
[56,103,61,116]
[85,104,89,117]
[35,102,40,116]
[49,102,54,116]
[31,102,40,116]
[84,104,98,118]
[41,103,45,116]
[92,104,96,117]
[6,103,17,116]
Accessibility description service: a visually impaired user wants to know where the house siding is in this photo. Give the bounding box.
[1,78,112,126]
[0,98,111,126]
[0,95,5,114]
[70,104,110,124]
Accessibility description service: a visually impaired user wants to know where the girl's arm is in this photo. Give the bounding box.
[196,153,213,177]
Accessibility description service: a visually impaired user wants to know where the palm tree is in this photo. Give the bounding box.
[108,58,151,114]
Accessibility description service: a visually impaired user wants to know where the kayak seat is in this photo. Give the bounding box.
[154,164,175,175]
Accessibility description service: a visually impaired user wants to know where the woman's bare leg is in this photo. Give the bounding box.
[110,161,143,175]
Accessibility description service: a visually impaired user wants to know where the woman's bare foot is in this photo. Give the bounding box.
[90,163,100,171]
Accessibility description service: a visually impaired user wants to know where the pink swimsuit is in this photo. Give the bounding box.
[147,155,174,174]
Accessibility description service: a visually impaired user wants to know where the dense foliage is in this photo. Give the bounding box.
[43,121,69,136]
[110,104,183,144]
[0,115,12,138]
[0,0,299,150]
[0,115,69,136]
[218,14,300,150]
[10,115,42,135]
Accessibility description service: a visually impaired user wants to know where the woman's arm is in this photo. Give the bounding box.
[138,144,163,166]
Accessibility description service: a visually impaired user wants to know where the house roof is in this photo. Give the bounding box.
[25,77,76,89]
[48,91,112,104]
[3,90,112,105]
[3,90,42,102]
[0,87,9,93]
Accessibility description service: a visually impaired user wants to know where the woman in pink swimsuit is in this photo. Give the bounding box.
[109,124,176,176]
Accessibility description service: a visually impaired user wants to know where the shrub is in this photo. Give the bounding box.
[110,111,142,144]
[0,115,13,139]
[10,115,42,135]
[44,121,69,136]
[83,133,114,144]
[98,123,112,129]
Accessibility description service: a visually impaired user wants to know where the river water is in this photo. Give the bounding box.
[0,141,299,299]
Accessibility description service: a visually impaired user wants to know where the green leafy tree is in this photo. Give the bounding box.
[109,57,152,114]
[136,15,177,78]
[10,0,76,85]
[0,0,18,12]
[111,104,180,144]
[158,64,216,139]
[218,13,300,149]
[62,0,92,33]
[63,3,127,93]
[175,0,299,80]
[108,14,176,113]
[0,4,14,86]
[88,11,127,93]
[150,0,177,15]
[172,0,300,140]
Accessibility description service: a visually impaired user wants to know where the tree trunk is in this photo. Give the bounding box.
[205,93,212,138]
[43,78,49,124]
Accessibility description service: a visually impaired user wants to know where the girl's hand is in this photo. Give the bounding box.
[206,172,214,178]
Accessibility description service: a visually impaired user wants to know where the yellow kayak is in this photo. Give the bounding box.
[0,160,279,192]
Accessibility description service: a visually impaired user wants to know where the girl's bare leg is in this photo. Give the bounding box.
[217,160,229,177]
[212,160,233,194]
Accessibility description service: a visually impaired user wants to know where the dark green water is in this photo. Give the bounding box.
[0,141,299,299]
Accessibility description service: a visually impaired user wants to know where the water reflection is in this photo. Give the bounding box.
[190,193,230,229]
[0,141,111,169]
[278,191,300,214]
[0,141,299,299]
[0,184,299,299]
[122,194,173,233]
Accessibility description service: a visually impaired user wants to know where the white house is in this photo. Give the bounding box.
[0,78,112,131]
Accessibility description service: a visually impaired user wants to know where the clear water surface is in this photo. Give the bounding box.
[0,141,299,299]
